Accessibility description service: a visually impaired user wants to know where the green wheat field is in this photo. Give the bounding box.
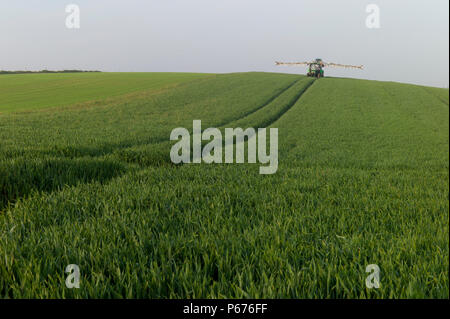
[0,72,448,298]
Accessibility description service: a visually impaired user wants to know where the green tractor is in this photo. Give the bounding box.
[306,59,325,78]
[275,58,363,78]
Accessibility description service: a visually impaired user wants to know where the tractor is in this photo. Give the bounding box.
[275,58,363,78]
[307,59,325,78]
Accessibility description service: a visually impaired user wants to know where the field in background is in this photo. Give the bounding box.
[0,72,210,113]
[0,72,448,298]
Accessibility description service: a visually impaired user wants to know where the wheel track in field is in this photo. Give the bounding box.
[93,77,304,155]
[214,77,303,128]
[123,76,303,146]
[253,78,316,129]
[120,77,318,166]
[150,76,315,152]
[421,87,449,106]
[190,78,316,164]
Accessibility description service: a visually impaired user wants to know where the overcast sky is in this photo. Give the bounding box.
[1,0,448,87]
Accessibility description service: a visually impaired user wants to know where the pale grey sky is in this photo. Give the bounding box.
[1,0,448,87]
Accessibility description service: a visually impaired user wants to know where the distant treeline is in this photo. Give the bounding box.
[0,70,101,75]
